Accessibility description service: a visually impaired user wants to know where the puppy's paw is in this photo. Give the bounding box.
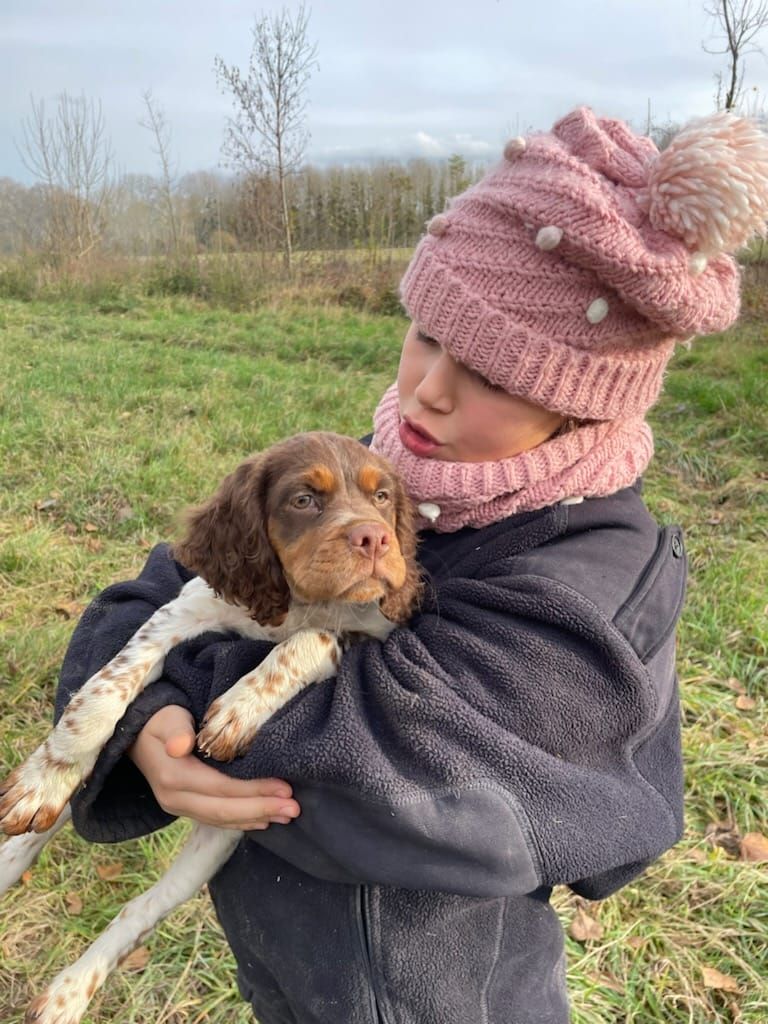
[0,751,80,835]
[26,967,103,1024]
[197,688,272,762]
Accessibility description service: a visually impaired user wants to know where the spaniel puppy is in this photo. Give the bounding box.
[0,431,421,1024]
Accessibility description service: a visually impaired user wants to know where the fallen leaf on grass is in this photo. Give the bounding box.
[21,870,32,885]
[85,537,103,553]
[568,906,604,942]
[34,498,58,511]
[735,694,756,712]
[65,891,83,914]
[115,503,134,523]
[705,820,742,857]
[54,600,85,619]
[701,966,740,992]
[740,832,768,862]
[95,861,124,881]
[725,678,746,694]
[120,946,151,971]
[83,522,99,533]
[686,847,708,864]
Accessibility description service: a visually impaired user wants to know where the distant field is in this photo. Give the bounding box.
[0,294,766,1024]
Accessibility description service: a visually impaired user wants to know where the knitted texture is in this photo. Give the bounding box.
[371,384,654,532]
[401,107,768,421]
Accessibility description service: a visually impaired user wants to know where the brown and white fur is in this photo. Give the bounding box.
[0,431,421,1024]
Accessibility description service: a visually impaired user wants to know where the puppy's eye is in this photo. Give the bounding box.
[291,493,316,510]
[373,489,390,505]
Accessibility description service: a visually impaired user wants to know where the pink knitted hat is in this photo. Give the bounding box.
[400,107,768,420]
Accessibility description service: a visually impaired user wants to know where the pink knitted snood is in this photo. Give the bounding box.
[370,384,654,532]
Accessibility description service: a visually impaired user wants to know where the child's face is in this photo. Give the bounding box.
[396,323,564,463]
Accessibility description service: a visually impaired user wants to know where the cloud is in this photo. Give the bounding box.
[413,131,444,156]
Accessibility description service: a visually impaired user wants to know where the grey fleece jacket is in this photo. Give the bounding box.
[56,481,686,1024]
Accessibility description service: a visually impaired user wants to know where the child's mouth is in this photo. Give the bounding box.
[399,418,441,456]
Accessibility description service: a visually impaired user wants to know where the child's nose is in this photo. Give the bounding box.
[414,353,455,412]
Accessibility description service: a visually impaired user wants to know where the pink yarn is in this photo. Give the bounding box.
[370,385,654,532]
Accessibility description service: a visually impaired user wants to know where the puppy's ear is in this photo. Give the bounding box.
[172,455,291,625]
[379,477,422,624]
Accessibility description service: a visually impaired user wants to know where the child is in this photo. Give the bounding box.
[56,107,768,1023]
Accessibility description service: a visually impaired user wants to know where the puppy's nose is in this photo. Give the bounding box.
[347,523,390,559]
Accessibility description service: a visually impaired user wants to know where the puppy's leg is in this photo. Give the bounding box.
[25,824,241,1024]
[0,580,233,835]
[0,805,72,897]
[198,629,342,761]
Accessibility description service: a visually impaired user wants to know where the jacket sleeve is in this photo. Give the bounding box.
[61,536,685,900]
[58,544,270,843]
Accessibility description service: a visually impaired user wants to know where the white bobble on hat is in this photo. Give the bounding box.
[503,136,527,160]
[689,252,708,276]
[586,297,609,324]
[427,214,450,237]
[535,225,563,251]
[417,501,441,523]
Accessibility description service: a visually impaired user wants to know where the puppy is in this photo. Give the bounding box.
[0,431,421,1024]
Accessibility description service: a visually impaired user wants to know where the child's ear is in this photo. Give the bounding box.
[172,456,291,626]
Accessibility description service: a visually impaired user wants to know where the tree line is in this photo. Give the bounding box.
[0,154,481,262]
[2,0,766,268]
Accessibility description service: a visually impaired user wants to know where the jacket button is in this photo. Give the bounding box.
[671,534,683,558]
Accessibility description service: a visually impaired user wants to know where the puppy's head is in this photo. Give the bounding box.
[173,433,421,626]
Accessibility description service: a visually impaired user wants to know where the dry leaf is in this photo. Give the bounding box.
[54,600,85,620]
[735,694,756,712]
[115,503,134,523]
[687,847,708,864]
[626,936,644,950]
[34,498,58,511]
[21,870,32,885]
[65,891,83,914]
[701,966,740,992]
[83,522,99,533]
[569,906,604,942]
[705,820,742,857]
[95,861,124,881]
[725,677,746,694]
[120,946,151,971]
[85,537,103,553]
[740,832,768,862]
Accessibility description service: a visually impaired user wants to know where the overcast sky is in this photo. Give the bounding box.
[3,0,768,184]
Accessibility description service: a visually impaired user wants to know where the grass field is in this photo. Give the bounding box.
[0,292,766,1024]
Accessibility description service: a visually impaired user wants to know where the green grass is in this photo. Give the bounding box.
[0,294,766,1023]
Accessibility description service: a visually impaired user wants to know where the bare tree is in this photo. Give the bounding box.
[139,90,181,259]
[704,0,768,110]
[18,92,114,261]
[214,4,318,270]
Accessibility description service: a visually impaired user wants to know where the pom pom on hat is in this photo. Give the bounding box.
[643,112,768,256]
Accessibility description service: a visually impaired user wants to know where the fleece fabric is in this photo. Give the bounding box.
[56,482,687,1024]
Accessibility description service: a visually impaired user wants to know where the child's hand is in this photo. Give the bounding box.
[127,705,301,830]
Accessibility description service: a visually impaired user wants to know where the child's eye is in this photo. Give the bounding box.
[416,330,439,347]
